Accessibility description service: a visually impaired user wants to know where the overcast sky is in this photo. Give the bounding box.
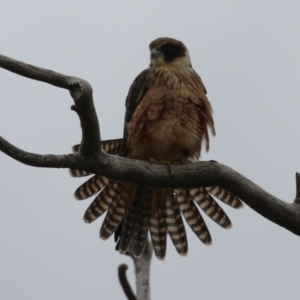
[1,2,300,300]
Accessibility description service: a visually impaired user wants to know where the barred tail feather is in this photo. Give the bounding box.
[175,189,212,245]
[149,207,167,260]
[74,175,109,200]
[71,138,126,155]
[84,181,118,223]
[100,193,127,240]
[101,138,127,155]
[69,169,92,177]
[118,201,138,254]
[69,144,92,177]
[189,187,232,229]
[206,186,243,209]
[164,195,188,256]
[132,188,150,258]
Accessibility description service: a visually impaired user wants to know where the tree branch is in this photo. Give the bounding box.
[133,242,152,300]
[118,241,152,300]
[0,54,101,157]
[118,264,137,300]
[1,133,300,237]
[294,173,300,204]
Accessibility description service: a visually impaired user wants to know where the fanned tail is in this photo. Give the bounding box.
[69,138,127,177]
[70,137,245,259]
[189,187,232,229]
[206,186,243,209]
[175,189,211,245]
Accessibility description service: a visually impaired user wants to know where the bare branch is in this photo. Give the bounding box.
[0,54,101,157]
[118,241,152,300]
[0,54,70,88]
[118,264,137,300]
[133,242,152,300]
[294,173,300,204]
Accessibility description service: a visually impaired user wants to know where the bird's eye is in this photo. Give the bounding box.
[164,44,173,51]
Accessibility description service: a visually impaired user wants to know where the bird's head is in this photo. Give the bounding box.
[149,37,191,68]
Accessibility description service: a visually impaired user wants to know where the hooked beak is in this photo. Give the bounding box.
[151,48,162,59]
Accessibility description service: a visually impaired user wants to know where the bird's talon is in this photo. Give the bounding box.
[149,158,157,165]
[149,158,174,176]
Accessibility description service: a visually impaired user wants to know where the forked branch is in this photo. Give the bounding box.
[0,54,101,157]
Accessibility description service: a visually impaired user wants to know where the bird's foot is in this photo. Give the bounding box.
[149,158,174,176]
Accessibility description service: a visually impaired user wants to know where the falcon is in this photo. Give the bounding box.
[70,37,243,260]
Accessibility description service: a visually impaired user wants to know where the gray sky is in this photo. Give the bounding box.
[1,2,300,299]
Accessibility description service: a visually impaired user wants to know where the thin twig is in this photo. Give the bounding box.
[118,264,137,300]
[0,54,101,157]
[294,173,300,204]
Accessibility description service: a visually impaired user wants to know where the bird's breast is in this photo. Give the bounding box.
[127,86,202,161]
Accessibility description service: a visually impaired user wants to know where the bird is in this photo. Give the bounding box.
[69,37,243,260]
